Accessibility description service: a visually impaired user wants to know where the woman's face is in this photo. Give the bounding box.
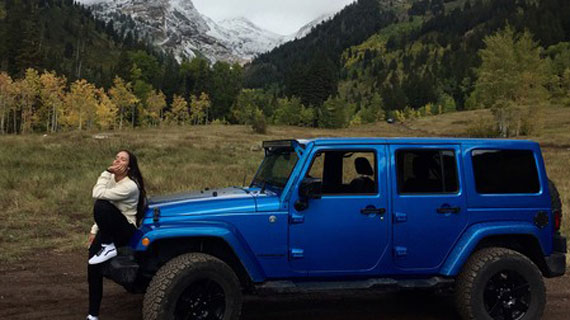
[113,151,130,170]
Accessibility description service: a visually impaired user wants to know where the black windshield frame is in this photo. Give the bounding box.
[251,148,299,190]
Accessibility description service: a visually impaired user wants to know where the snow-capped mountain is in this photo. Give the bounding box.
[217,17,285,60]
[84,0,333,63]
[290,13,334,40]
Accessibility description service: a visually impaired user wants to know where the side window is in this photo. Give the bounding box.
[306,150,377,195]
[396,149,458,194]
[471,149,540,194]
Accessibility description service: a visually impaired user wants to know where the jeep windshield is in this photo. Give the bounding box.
[251,147,299,191]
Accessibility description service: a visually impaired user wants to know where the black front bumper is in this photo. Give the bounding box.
[544,233,567,278]
[102,252,141,292]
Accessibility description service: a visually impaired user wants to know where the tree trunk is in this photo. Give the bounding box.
[51,104,56,133]
[0,102,5,134]
[119,106,123,130]
[131,105,135,127]
[13,108,18,134]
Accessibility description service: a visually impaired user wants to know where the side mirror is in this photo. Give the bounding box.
[295,178,321,212]
[299,177,322,200]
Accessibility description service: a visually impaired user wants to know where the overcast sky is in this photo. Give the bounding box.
[193,0,356,35]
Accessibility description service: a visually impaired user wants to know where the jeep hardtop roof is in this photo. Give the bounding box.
[264,138,539,149]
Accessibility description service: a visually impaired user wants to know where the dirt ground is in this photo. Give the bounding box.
[1,250,569,320]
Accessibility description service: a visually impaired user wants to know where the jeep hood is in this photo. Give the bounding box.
[147,187,280,217]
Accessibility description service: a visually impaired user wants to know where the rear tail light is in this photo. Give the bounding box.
[554,209,562,231]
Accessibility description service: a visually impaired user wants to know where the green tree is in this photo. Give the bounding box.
[230,89,269,125]
[210,62,243,120]
[180,57,211,98]
[562,68,570,107]
[358,92,385,124]
[467,26,550,137]
[318,96,350,128]
[273,96,304,125]
[130,64,153,127]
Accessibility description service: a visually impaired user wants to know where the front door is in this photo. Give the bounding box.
[288,145,389,275]
[390,144,468,270]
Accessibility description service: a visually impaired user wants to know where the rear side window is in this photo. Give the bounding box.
[471,150,540,194]
[396,149,459,194]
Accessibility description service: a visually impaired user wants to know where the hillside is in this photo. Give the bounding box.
[244,0,570,113]
[243,0,399,107]
[0,0,181,90]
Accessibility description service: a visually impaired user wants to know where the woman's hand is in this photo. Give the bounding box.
[107,162,128,175]
[87,233,96,248]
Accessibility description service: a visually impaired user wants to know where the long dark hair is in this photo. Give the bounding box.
[121,150,147,225]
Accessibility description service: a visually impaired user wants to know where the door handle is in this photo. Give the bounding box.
[361,207,386,215]
[437,207,461,214]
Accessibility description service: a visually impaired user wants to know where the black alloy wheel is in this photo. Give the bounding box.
[175,279,226,320]
[143,253,242,320]
[455,248,545,320]
[483,270,531,320]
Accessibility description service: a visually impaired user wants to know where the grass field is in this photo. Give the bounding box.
[0,108,568,263]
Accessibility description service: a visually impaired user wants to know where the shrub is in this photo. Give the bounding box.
[251,110,267,134]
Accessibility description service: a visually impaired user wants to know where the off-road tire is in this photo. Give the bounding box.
[455,247,545,320]
[143,253,242,320]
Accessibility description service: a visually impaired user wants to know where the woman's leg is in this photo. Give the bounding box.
[88,233,104,317]
[93,199,137,246]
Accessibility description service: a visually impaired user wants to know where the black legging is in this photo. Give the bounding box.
[88,200,137,316]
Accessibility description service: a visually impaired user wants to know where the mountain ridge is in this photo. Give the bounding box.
[84,0,335,63]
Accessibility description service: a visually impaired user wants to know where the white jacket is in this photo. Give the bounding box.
[90,171,139,234]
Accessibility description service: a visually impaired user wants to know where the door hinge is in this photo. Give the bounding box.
[394,212,407,223]
[289,248,304,259]
[394,246,408,257]
[289,213,305,224]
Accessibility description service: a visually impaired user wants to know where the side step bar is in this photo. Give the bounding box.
[255,277,454,295]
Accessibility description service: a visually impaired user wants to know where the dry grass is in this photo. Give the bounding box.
[0,108,568,263]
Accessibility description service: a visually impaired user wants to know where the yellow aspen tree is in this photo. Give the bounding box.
[64,79,98,130]
[19,68,41,134]
[39,71,67,133]
[0,72,15,134]
[190,92,211,125]
[199,92,211,124]
[109,76,139,130]
[189,94,202,125]
[95,88,118,130]
[146,90,166,127]
[170,95,189,125]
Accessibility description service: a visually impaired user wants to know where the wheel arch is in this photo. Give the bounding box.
[142,236,256,290]
[441,222,547,276]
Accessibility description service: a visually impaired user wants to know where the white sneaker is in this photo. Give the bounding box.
[86,315,99,320]
[88,243,117,265]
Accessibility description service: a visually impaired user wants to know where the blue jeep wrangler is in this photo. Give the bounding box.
[105,138,566,320]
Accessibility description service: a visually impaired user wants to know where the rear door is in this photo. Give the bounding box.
[390,144,468,270]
